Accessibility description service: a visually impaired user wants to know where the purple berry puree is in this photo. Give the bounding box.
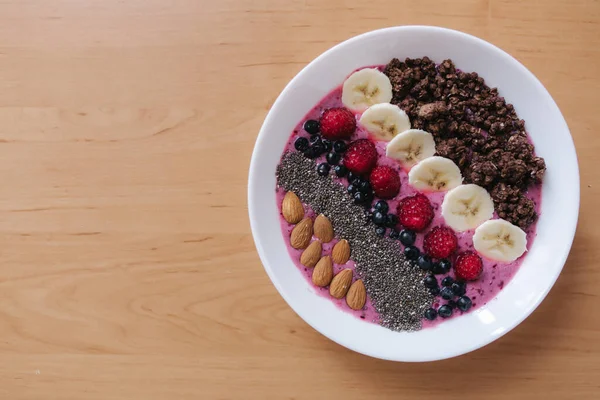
[276,69,542,330]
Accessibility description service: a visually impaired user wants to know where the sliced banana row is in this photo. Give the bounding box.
[441,184,494,232]
[386,129,437,169]
[359,103,411,141]
[473,219,528,262]
[342,68,393,112]
[408,156,462,192]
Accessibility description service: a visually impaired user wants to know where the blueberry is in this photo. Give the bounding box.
[439,259,451,273]
[440,287,454,300]
[326,152,341,165]
[353,191,366,205]
[399,230,416,246]
[431,262,444,275]
[347,171,359,184]
[303,119,320,135]
[317,163,330,176]
[312,142,326,156]
[347,184,357,194]
[447,300,457,309]
[429,287,441,296]
[375,226,386,236]
[372,211,386,226]
[322,139,332,153]
[389,229,400,240]
[303,147,319,159]
[357,180,371,193]
[438,305,453,318]
[294,137,309,151]
[451,282,466,297]
[373,200,389,214]
[362,190,374,207]
[385,214,398,228]
[334,165,348,177]
[404,245,420,260]
[417,255,433,271]
[333,140,347,153]
[424,308,437,321]
[423,275,438,289]
[309,134,321,144]
[441,276,454,287]
[457,296,473,312]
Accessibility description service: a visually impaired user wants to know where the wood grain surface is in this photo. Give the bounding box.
[0,0,598,398]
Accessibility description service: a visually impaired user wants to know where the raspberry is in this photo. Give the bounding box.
[454,251,483,281]
[319,107,356,140]
[369,166,401,199]
[343,139,378,176]
[396,194,433,232]
[423,226,458,259]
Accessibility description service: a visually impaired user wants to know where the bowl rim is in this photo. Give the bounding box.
[248,25,579,361]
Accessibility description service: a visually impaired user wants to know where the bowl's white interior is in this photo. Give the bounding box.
[248,26,579,362]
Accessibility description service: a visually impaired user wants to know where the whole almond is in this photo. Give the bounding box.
[300,240,322,268]
[346,279,366,310]
[329,269,353,299]
[282,191,304,224]
[290,218,313,249]
[312,256,333,287]
[331,239,351,264]
[314,214,334,243]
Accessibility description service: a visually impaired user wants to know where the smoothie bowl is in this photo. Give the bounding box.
[248,26,579,361]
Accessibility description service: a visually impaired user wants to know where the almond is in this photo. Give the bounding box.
[312,256,333,287]
[314,214,334,243]
[282,191,304,224]
[346,279,366,310]
[300,240,321,268]
[290,217,313,249]
[331,239,351,264]
[329,269,353,299]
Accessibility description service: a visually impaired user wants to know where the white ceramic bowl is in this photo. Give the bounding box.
[248,26,579,362]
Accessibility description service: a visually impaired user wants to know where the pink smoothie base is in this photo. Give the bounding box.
[276,73,542,330]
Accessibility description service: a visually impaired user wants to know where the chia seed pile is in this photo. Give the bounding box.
[277,151,433,331]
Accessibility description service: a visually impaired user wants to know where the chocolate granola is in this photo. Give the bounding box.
[384,57,545,229]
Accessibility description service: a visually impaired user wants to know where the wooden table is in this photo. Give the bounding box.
[0,1,598,398]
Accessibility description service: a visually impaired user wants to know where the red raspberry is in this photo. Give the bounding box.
[343,139,378,176]
[369,166,401,199]
[396,194,433,232]
[454,251,483,281]
[423,226,458,259]
[319,107,356,140]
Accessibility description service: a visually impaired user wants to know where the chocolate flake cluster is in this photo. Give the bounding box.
[384,57,545,229]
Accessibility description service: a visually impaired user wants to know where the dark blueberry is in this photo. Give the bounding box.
[375,226,386,236]
[347,171,359,184]
[447,300,457,309]
[457,296,473,312]
[404,245,420,260]
[417,255,433,271]
[372,211,386,226]
[334,165,348,177]
[303,119,320,135]
[333,140,347,153]
[309,134,321,144]
[424,308,437,321]
[423,275,438,289]
[389,229,400,240]
[399,230,416,246]
[312,142,326,155]
[326,152,341,165]
[432,262,444,275]
[317,163,330,176]
[451,282,467,297]
[439,259,451,273]
[441,276,454,287]
[347,184,357,194]
[385,214,399,228]
[440,287,454,300]
[294,137,309,151]
[322,139,333,152]
[429,287,440,296]
[353,191,366,205]
[357,180,371,193]
[362,190,374,207]
[438,305,453,318]
[303,146,319,159]
[373,200,389,214]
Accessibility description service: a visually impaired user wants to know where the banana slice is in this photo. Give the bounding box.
[441,184,494,232]
[386,129,436,168]
[408,156,462,192]
[359,103,411,141]
[473,219,527,262]
[342,68,393,112]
